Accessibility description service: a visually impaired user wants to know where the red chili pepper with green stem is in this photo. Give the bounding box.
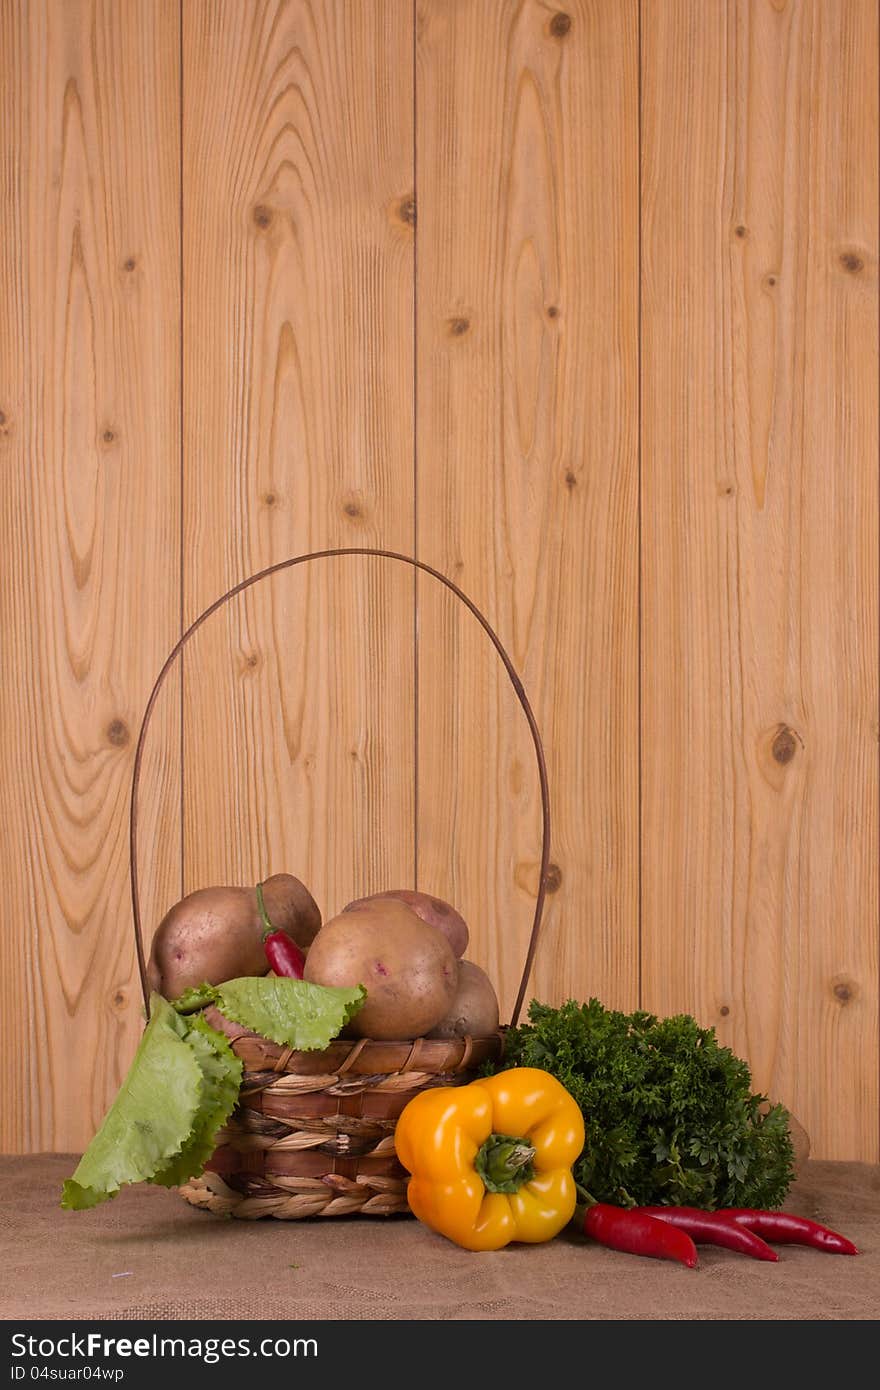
[718,1209,858,1255]
[577,1200,698,1269]
[638,1207,778,1261]
[257,880,306,979]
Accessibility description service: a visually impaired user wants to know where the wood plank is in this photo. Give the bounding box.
[416,0,639,1022]
[641,0,879,1159]
[182,2,414,923]
[0,0,181,1150]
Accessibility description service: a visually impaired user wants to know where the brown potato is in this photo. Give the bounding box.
[343,889,469,958]
[303,900,457,1040]
[147,872,321,999]
[260,873,322,948]
[426,960,500,1039]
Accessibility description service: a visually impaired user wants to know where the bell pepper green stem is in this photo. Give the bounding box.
[475,1133,537,1194]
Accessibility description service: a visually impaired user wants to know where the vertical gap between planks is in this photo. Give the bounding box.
[178,0,185,900]
[877,0,880,1166]
[412,0,419,893]
[637,0,644,1011]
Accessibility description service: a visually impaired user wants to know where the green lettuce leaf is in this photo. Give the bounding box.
[171,982,218,1015]
[61,995,203,1210]
[62,974,363,1212]
[151,1013,242,1188]
[213,975,366,1050]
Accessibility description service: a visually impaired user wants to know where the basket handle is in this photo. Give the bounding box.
[130,547,551,1029]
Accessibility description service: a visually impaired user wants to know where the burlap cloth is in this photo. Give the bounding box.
[1,1156,877,1320]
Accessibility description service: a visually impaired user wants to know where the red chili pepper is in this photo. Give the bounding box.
[718,1209,859,1255]
[580,1203,698,1268]
[638,1207,778,1262]
[256,880,306,979]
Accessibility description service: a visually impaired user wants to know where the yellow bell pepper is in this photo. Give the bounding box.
[395,1066,585,1251]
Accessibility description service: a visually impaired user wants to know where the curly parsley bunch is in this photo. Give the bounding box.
[494,998,795,1209]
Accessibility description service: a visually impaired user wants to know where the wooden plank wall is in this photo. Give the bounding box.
[1,0,877,1161]
[180,0,415,927]
[416,0,639,1023]
[0,0,181,1150]
[641,0,879,1161]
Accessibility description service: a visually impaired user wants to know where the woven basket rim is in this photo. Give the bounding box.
[205,1005,506,1077]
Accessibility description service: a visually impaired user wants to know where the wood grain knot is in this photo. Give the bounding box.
[113,991,126,1008]
[514,859,558,898]
[719,1005,730,1017]
[101,429,116,445]
[544,863,563,893]
[398,196,416,227]
[839,251,864,274]
[550,12,572,38]
[734,224,748,239]
[245,653,260,669]
[0,410,7,427]
[763,273,778,289]
[262,491,279,508]
[342,498,363,519]
[122,256,137,272]
[564,470,577,491]
[832,977,857,1005]
[546,304,559,318]
[771,725,799,765]
[447,316,470,336]
[252,204,273,230]
[106,719,129,747]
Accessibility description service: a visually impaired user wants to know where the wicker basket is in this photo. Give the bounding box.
[128,548,551,1219]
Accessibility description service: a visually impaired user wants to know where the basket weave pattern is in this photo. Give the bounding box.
[179,1022,503,1218]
